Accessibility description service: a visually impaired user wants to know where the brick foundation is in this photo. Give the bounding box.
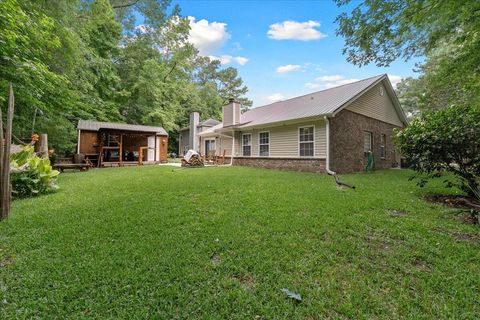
[329,110,402,173]
[233,157,326,173]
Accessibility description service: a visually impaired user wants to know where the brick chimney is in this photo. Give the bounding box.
[222,98,241,127]
[189,112,199,151]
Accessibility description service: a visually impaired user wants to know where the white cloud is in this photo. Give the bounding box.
[267,20,327,41]
[234,56,249,65]
[305,75,360,90]
[315,75,344,82]
[188,16,230,56]
[276,64,301,74]
[209,55,249,66]
[387,74,403,88]
[266,93,285,103]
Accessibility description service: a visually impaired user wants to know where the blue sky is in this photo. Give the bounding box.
[170,0,421,107]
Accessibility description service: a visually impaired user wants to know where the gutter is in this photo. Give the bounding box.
[324,116,336,175]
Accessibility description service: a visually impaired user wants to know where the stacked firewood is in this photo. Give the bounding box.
[181,154,204,167]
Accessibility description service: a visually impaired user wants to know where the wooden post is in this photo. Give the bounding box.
[37,133,48,158]
[1,84,14,220]
[119,134,123,167]
[0,87,4,220]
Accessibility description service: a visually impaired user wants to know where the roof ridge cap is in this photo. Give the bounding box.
[246,74,386,112]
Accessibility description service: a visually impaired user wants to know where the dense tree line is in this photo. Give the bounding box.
[0,0,251,154]
[335,0,480,116]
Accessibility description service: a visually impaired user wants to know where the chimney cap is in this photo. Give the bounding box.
[228,97,236,103]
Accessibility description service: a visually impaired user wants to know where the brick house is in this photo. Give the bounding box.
[191,74,407,173]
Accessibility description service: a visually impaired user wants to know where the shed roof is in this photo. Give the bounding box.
[77,120,168,135]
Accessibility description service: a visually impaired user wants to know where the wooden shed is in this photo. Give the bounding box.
[77,120,168,167]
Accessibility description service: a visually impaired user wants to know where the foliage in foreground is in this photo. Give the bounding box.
[10,146,59,198]
[395,105,480,195]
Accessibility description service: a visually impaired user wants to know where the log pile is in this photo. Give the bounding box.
[181,154,204,167]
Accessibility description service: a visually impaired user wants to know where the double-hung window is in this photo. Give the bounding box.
[259,132,269,156]
[242,133,252,156]
[380,134,386,159]
[299,126,314,157]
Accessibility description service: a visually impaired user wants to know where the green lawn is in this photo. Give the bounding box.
[0,166,478,319]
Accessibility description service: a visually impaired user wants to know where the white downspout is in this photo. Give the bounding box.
[324,116,336,175]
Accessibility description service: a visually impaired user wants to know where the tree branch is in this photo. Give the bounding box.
[163,62,177,82]
[112,0,140,9]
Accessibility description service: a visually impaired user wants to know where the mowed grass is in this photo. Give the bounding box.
[0,166,478,319]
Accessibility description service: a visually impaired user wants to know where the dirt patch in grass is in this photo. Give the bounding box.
[210,254,221,266]
[425,195,480,224]
[232,273,256,291]
[451,232,480,245]
[412,257,430,271]
[0,255,13,268]
[425,195,480,212]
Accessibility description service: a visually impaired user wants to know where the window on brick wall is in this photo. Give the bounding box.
[363,131,372,153]
[380,134,386,159]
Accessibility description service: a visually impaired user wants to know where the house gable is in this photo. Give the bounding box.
[344,81,404,127]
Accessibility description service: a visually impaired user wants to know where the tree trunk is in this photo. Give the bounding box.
[1,84,14,220]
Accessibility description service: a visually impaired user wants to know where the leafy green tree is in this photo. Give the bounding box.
[395,105,480,195]
[0,0,74,150]
[1,0,252,156]
[335,0,480,67]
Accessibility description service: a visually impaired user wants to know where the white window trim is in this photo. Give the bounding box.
[258,131,270,157]
[242,133,252,157]
[298,125,315,157]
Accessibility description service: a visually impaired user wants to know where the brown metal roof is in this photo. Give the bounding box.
[239,74,390,128]
[199,74,406,135]
[77,120,168,135]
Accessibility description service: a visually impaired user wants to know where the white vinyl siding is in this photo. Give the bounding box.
[346,83,404,127]
[237,119,326,158]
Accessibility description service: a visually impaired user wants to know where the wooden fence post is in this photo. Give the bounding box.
[0,84,14,220]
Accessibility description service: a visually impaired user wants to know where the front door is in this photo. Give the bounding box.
[205,139,215,156]
[147,136,155,161]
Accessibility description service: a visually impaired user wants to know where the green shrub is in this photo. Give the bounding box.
[395,105,480,195]
[10,146,60,198]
